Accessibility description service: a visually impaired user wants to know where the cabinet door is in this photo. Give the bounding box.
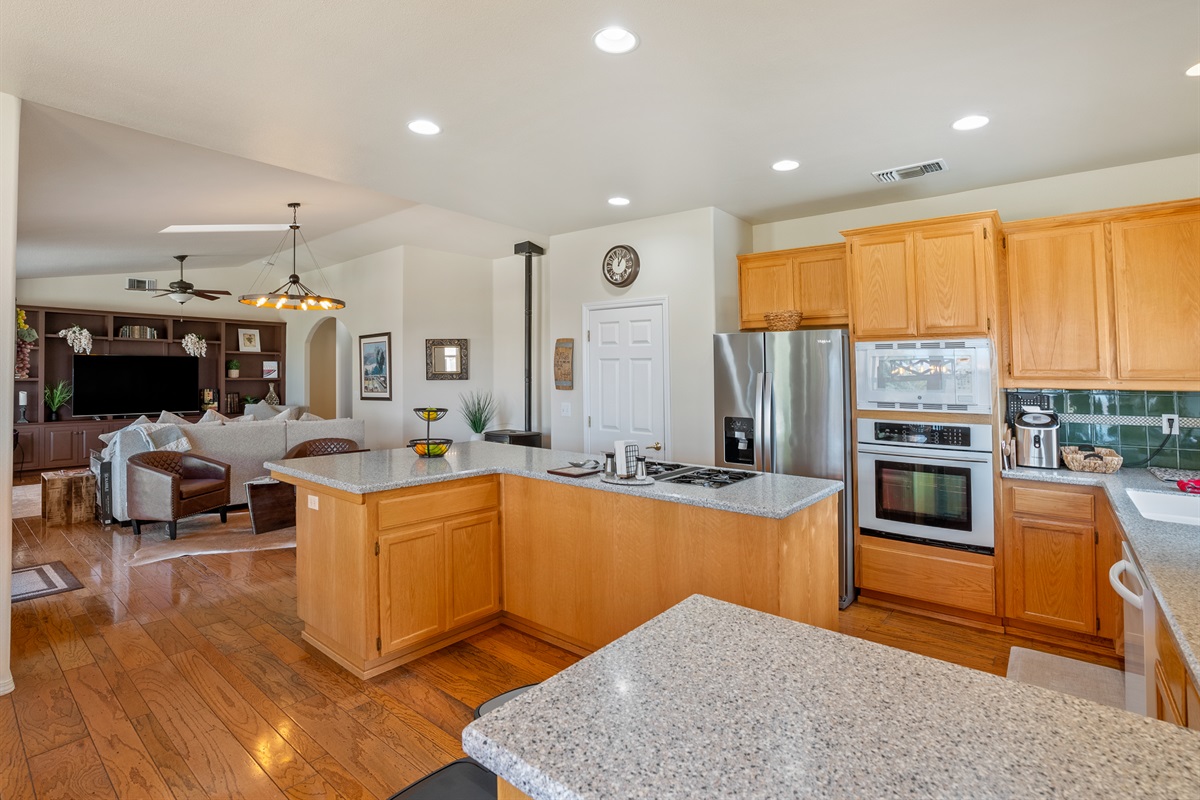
[913,223,990,337]
[791,246,848,325]
[13,427,41,471]
[1111,211,1200,381]
[378,523,446,654]
[42,427,79,469]
[1187,675,1199,731]
[446,511,501,628]
[1004,517,1096,634]
[848,233,916,338]
[738,254,795,330]
[1006,224,1113,380]
[76,424,109,462]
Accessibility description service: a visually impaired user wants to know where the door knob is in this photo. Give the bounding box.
[645,442,663,451]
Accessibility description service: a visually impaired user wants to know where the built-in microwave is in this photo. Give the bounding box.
[854,339,993,414]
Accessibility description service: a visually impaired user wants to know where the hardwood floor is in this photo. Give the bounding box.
[5,502,1120,799]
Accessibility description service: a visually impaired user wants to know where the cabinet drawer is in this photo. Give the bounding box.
[1010,486,1094,522]
[857,537,995,615]
[377,478,498,530]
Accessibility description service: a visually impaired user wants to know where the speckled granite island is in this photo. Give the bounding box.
[266,441,842,678]
[464,595,1200,800]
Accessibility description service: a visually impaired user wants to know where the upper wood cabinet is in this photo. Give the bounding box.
[1004,222,1113,381]
[737,243,847,330]
[843,211,1000,340]
[1111,208,1200,382]
[1001,199,1200,389]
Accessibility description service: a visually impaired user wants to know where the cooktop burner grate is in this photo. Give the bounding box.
[662,467,759,488]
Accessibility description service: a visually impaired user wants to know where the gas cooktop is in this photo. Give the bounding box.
[645,460,759,489]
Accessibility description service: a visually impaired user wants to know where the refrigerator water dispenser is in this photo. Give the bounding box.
[723,417,755,465]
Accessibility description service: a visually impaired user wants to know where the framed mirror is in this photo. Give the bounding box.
[426,338,469,380]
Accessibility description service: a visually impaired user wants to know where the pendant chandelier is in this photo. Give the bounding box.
[238,203,346,310]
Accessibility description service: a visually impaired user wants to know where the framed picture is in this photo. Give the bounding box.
[425,338,469,380]
[359,332,392,400]
[262,360,279,380]
[238,328,262,353]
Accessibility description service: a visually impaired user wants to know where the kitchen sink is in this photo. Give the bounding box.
[1126,488,1200,527]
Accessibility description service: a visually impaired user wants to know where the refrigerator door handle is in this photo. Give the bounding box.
[762,371,773,473]
[753,372,766,472]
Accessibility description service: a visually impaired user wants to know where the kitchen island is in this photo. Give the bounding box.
[464,594,1200,800]
[266,441,842,678]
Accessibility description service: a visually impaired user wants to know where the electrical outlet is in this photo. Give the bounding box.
[560,402,571,417]
[307,494,319,510]
[1162,414,1180,435]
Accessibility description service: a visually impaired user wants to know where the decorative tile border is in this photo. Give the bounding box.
[1058,414,1200,428]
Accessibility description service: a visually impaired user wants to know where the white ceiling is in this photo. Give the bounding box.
[3,1,1199,278]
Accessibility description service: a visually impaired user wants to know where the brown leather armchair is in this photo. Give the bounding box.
[283,437,365,459]
[126,451,231,540]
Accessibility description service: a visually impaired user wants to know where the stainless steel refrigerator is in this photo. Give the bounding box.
[714,330,854,608]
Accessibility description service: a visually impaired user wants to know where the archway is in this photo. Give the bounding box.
[306,317,353,418]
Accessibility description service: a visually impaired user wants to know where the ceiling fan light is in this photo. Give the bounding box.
[168,292,192,304]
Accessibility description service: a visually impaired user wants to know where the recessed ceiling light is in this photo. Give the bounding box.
[594,27,639,54]
[772,160,800,172]
[408,119,441,135]
[1187,62,1200,77]
[608,197,630,206]
[952,115,990,131]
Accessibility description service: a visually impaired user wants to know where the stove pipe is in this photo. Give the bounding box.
[513,241,544,434]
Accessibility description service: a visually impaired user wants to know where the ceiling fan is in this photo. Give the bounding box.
[153,255,232,304]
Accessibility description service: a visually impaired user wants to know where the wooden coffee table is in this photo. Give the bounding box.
[245,479,296,534]
[41,469,96,526]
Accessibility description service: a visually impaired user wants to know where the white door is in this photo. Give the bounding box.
[584,299,669,458]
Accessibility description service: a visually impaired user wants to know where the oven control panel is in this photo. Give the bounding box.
[857,418,994,452]
[871,422,971,448]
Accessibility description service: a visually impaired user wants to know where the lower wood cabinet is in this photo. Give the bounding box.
[856,535,996,616]
[1001,481,1120,643]
[1153,608,1200,730]
[13,426,41,471]
[378,511,500,655]
[41,422,110,469]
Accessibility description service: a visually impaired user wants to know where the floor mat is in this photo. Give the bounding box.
[125,511,296,566]
[1006,646,1125,709]
[12,561,84,603]
[11,484,41,519]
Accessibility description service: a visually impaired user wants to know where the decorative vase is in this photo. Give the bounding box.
[14,340,31,379]
[264,382,280,405]
[227,369,239,378]
[48,409,58,422]
[469,432,486,441]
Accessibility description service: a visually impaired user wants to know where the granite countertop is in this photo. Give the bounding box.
[266,440,842,520]
[1002,466,1200,683]
[464,595,1200,800]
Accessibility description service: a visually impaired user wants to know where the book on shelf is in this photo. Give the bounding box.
[118,325,159,339]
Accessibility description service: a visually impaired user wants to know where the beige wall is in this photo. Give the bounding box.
[1,92,20,695]
[751,153,1200,252]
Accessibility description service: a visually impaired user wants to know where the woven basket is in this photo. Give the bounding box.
[1061,446,1123,474]
[763,310,804,331]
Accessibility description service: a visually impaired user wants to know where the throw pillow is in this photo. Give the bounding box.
[157,410,192,425]
[137,423,193,452]
[227,415,255,423]
[98,414,152,445]
[273,406,302,421]
[298,412,325,421]
[197,409,229,424]
[245,402,283,421]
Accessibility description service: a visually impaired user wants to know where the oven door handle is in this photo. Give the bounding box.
[857,446,990,465]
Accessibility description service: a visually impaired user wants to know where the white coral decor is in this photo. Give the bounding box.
[59,325,92,355]
[181,333,207,358]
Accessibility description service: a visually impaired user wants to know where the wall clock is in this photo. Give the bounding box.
[602,244,640,287]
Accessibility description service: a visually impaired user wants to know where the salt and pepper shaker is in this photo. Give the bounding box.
[634,456,648,481]
[603,452,617,478]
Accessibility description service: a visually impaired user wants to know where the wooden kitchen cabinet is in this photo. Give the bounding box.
[1003,222,1113,381]
[1155,609,1189,727]
[843,211,999,339]
[1002,481,1120,644]
[1000,199,1200,389]
[737,243,848,329]
[1111,207,1200,382]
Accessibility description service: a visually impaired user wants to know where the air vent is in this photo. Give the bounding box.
[125,278,157,291]
[872,159,948,184]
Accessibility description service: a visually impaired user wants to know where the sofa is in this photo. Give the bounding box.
[101,417,365,523]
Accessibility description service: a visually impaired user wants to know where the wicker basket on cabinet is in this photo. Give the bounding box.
[763,310,804,331]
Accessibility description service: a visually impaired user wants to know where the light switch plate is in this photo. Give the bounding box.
[307,494,319,510]
[561,402,571,417]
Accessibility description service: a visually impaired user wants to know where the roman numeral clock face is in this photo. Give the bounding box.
[602,245,640,287]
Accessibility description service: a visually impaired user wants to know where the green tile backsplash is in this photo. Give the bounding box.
[1009,389,1200,470]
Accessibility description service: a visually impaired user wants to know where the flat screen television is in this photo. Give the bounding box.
[72,355,200,417]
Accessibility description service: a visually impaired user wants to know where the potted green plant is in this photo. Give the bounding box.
[459,390,496,441]
[44,379,72,422]
[226,359,240,378]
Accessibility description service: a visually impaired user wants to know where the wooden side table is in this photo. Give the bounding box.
[41,469,97,526]
[245,479,296,535]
